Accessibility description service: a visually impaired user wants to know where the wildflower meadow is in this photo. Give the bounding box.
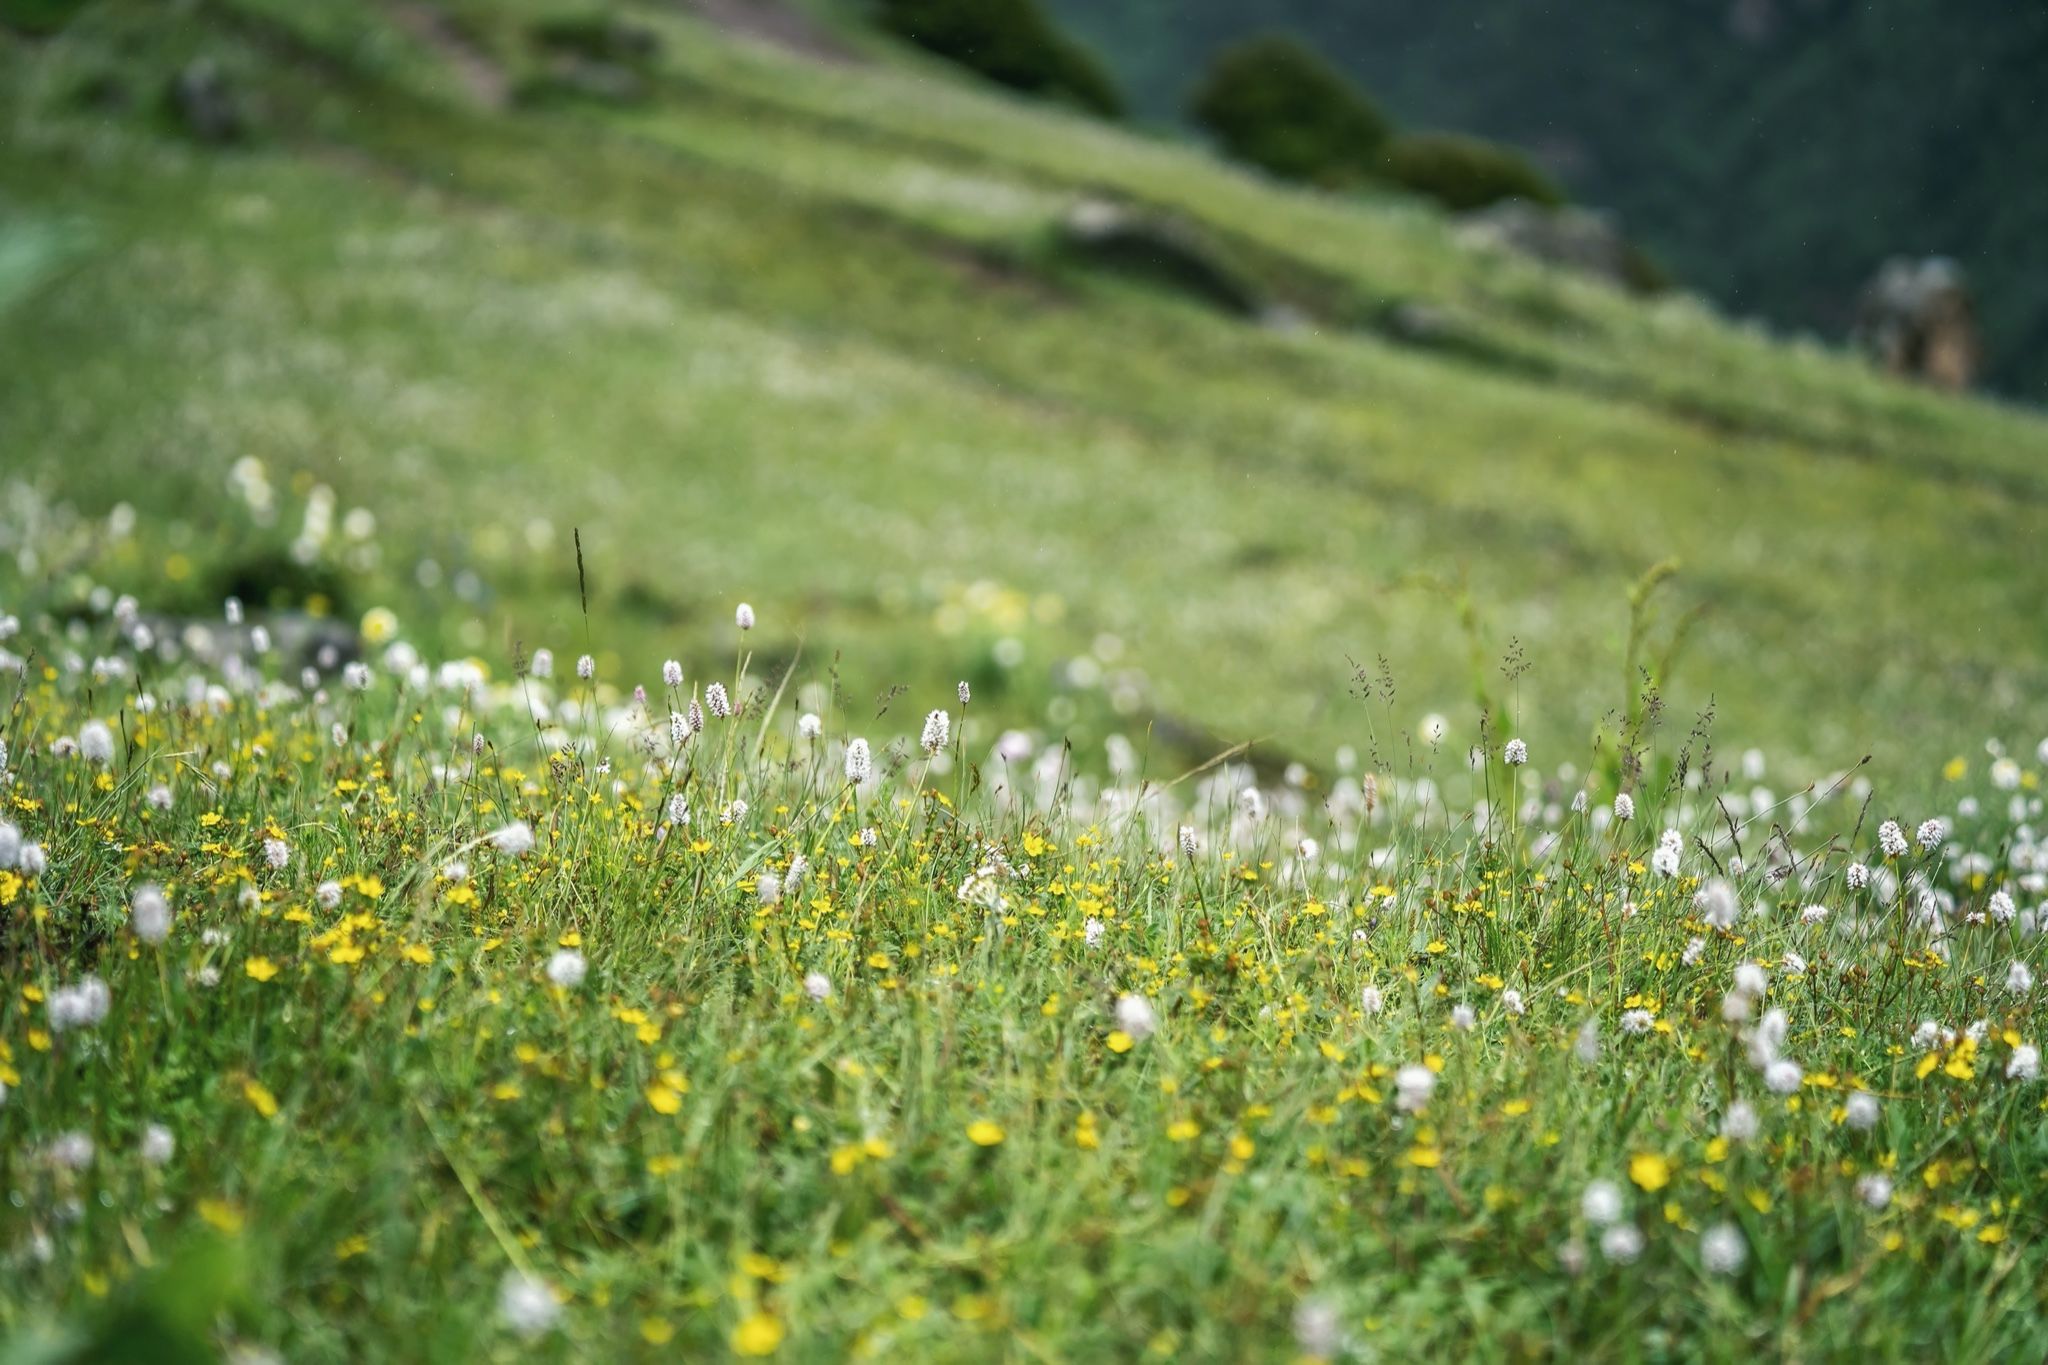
[3,491,2048,1361]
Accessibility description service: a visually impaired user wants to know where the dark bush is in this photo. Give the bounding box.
[874,0,1122,118]
[1381,131,1565,212]
[1187,34,1390,186]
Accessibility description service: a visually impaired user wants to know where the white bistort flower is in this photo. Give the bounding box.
[735,602,755,631]
[48,977,111,1033]
[1360,984,1384,1015]
[497,1272,561,1339]
[1612,793,1635,822]
[1598,1223,1644,1264]
[1878,820,1909,859]
[1699,1223,1746,1275]
[921,709,950,754]
[2008,960,2034,995]
[661,659,683,689]
[1581,1180,1623,1227]
[1722,1100,1759,1141]
[1916,818,1946,853]
[705,682,732,718]
[80,720,115,765]
[1503,738,1528,766]
[804,972,832,1001]
[797,712,823,739]
[1845,1090,1880,1131]
[140,1123,176,1165]
[845,738,872,784]
[2008,1044,2041,1081]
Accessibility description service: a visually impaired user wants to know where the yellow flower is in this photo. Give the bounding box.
[1106,1030,1134,1054]
[731,1311,785,1357]
[401,943,432,965]
[640,1317,674,1345]
[1404,1146,1441,1168]
[243,956,278,982]
[646,1083,684,1115]
[966,1120,1005,1147]
[197,1199,244,1234]
[1629,1152,1671,1193]
[244,1080,280,1119]
[1165,1119,1200,1143]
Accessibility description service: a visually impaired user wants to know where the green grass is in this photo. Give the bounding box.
[3,0,2047,783]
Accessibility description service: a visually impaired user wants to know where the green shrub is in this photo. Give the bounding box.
[1187,34,1390,186]
[1382,131,1565,212]
[0,0,89,35]
[873,0,1122,118]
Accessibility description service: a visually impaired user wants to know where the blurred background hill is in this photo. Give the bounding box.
[1050,0,2048,399]
[3,0,2046,786]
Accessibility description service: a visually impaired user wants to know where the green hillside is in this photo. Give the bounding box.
[4,0,2048,784]
[1048,0,2048,398]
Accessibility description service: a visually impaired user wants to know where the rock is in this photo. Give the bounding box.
[1851,256,1980,391]
[1456,201,1662,293]
[168,59,243,145]
[1056,198,1265,318]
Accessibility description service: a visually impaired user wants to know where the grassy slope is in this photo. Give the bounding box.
[4,0,2047,782]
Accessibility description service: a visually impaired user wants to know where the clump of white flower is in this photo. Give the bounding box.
[1845,861,1870,890]
[1084,917,1106,948]
[1581,1180,1623,1226]
[661,659,683,689]
[705,682,732,718]
[1695,878,1740,930]
[844,738,872,784]
[2008,960,2034,995]
[545,949,586,989]
[2009,1044,2041,1081]
[130,884,172,945]
[1652,828,1682,878]
[490,821,536,856]
[1916,818,1946,853]
[1360,984,1384,1015]
[1721,1100,1759,1141]
[48,976,111,1033]
[263,838,291,870]
[575,654,595,681]
[1114,993,1157,1041]
[1612,793,1635,822]
[80,720,115,765]
[1599,1223,1644,1264]
[797,712,822,740]
[1856,1174,1893,1209]
[1503,738,1528,766]
[735,603,755,631]
[1394,1063,1436,1113]
[1878,820,1909,859]
[1700,1223,1746,1275]
[497,1272,561,1339]
[140,1123,176,1165]
[316,880,344,910]
[804,972,832,1001]
[1845,1090,1880,1131]
[921,709,950,754]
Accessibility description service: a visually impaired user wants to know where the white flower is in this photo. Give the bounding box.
[1612,793,1635,822]
[1394,1063,1436,1113]
[1239,787,1265,822]
[1764,1059,1804,1095]
[1179,825,1199,859]
[858,827,877,848]
[80,720,115,765]
[1581,1180,1623,1227]
[316,880,344,910]
[1992,890,2017,924]
[442,860,470,883]
[0,821,18,868]
[497,1272,561,1339]
[544,949,587,989]
[1878,820,1908,859]
[1450,1003,1476,1031]
[1845,862,1870,890]
[1695,879,1740,930]
[48,1132,94,1171]
[1800,904,1828,925]
[1733,962,1768,998]
[1501,989,1525,1016]
[1114,993,1157,1041]
[735,602,755,631]
[1839,1090,1880,1133]
[957,680,971,705]
[1651,843,1681,878]
[1292,1298,1341,1360]
[920,709,950,754]
[1722,1100,1759,1141]
[666,793,690,826]
[844,738,872,784]
[661,660,683,689]
[1503,738,1528,766]
[529,648,554,679]
[140,1123,176,1165]
[797,712,823,739]
[1574,1019,1601,1065]
[720,799,748,825]
[804,971,832,1001]
[1620,1009,1653,1035]
[130,884,172,945]
[1856,1174,1893,1209]
[1916,818,1946,853]
[705,682,732,718]
[18,842,44,877]
[146,783,173,811]
[1084,917,1106,948]
[47,976,111,1032]
[2008,960,2034,994]
[1598,1223,1644,1264]
[1700,1223,1746,1275]
[757,871,782,905]
[490,821,536,856]
[1911,1019,1942,1051]
[2008,1044,2040,1081]
[263,838,291,870]
[1419,713,1448,744]
[1360,985,1384,1015]
[785,855,808,888]
[576,653,595,680]
[1781,951,1807,976]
